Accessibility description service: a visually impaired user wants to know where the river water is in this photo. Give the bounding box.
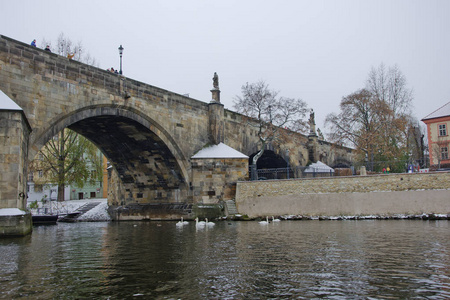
[0,220,449,299]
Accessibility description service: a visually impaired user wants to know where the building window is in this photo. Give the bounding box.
[28,173,34,182]
[38,170,43,178]
[438,124,447,136]
[441,147,449,160]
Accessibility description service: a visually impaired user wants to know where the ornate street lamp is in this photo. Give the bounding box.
[118,45,124,75]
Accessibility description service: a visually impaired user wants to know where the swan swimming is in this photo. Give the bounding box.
[258,216,269,225]
[176,217,189,227]
[205,218,215,227]
[195,217,206,227]
[272,216,281,222]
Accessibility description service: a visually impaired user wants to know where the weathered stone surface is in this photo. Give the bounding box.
[192,157,248,204]
[236,172,450,217]
[0,212,32,236]
[0,111,30,211]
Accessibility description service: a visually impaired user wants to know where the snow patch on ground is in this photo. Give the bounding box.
[77,201,111,221]
[28,198,111,222]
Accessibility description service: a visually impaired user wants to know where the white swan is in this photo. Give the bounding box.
[195,217,206,227]
[258,216,269,225]
[176,217,189,227]
[272,216,281,222]
[205,218,215,227]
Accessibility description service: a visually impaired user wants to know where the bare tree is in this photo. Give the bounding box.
[367,63,413,118]
[367,64,413,152]
[325,89,389,165]
[233,81,308,173]
[40,32,98,66]
[326,64,416,171]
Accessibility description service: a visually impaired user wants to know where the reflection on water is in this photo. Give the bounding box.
[0,220,449,299]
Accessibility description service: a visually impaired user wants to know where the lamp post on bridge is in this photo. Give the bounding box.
[118,45,124,75]
[286,149,290,179]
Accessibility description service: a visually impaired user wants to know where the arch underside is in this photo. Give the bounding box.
[68,115,188,204]
[249,150,288,169]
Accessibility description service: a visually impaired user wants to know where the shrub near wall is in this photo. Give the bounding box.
[235,172,450,218]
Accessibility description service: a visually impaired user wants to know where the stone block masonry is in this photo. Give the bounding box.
[0,110,32,236]
[192,157,248,203]
[0,110,30,210]
[235,172,450,218]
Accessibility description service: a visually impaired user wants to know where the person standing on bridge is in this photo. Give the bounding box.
[45,45,51,52]
[31,39,36,47]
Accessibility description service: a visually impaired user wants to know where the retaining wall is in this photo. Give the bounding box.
[235,172,450,218]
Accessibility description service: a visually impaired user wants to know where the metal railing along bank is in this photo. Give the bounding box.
[249,165,335,181]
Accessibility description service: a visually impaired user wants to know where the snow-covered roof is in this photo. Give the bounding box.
[304,161,335,173]
[0,90,22,110]
[0,208,26,216]
[191,143,248,159]
[422,101,450,120]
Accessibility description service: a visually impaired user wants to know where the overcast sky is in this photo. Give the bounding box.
[1,0,449,132]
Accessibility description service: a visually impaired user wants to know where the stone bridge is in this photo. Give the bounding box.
[0,35,353,234]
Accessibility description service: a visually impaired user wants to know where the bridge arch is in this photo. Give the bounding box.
[30,104,190,205]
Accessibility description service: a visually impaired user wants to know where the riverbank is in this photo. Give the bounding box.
[235,172,450,218]
[232,212,450,221]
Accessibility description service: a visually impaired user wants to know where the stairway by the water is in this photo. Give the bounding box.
[224,200,238,216]
[59,202,101,222]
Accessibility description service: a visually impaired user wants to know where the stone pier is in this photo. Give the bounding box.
[0,106,32,236]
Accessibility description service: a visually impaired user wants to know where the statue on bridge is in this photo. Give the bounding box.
[309,109,317,136]
[213,72,219,89]
[309,109,315,126]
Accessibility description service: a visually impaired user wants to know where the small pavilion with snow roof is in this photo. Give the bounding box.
[191,143,248,204]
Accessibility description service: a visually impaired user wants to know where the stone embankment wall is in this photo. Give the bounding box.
[235,172,450,218]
